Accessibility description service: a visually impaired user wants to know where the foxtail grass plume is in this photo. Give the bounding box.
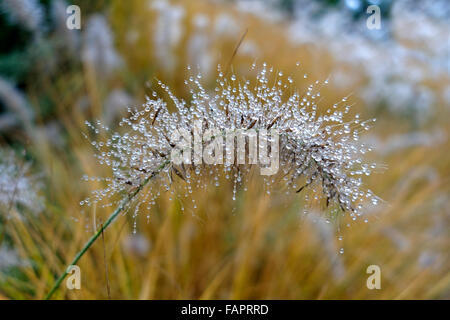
[0,77,34,131]
[81,15,122,79]
[0,150,42,217]
[82,63,380,226]
[0,0,44,33]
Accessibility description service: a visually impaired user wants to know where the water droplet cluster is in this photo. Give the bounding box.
[82,64,380,226]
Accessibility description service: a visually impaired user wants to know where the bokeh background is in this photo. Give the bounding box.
[0,0,449,299]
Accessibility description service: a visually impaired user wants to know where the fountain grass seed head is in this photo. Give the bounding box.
[82,63,381,226]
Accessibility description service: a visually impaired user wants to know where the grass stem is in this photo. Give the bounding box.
[44,161,169,299]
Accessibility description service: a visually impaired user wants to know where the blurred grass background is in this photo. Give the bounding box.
[0,0,449,299]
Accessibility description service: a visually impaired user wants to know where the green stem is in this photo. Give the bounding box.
[45,161,169,300]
